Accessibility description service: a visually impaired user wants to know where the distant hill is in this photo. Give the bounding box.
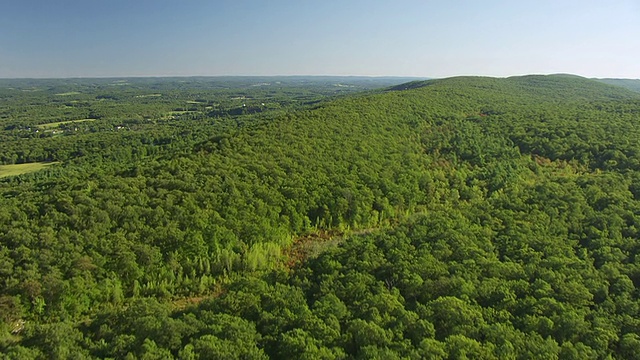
[390,74,638,101]
[596,78,640,93]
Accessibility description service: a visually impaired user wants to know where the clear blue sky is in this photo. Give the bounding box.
[1,0,638,78]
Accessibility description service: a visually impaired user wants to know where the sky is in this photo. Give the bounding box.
[0,0,638,78]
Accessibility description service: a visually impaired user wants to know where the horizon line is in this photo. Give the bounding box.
[0,73,638,81]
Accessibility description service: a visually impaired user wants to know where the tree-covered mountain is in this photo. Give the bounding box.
[2,75,640,358]
[597,78,640,93]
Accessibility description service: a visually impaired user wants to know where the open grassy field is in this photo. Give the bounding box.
[160,110,201,120]
[0,162,60,178]
[55,91,81,96]
[37,119,96,129]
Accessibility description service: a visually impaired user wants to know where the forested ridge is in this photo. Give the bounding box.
[597,78,640,93]
[2,75,640,358]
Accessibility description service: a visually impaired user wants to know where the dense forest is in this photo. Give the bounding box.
[2,74,640,359]
[597,78,640,93]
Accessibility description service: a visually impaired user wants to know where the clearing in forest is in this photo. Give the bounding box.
[37,119,96,129]
[55,91,81,96]
[0,162,60,178]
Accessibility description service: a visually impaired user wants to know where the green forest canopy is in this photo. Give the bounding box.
[2,75,640,358]
[597,78,640,93]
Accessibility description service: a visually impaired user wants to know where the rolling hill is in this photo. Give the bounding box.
[3,75,640,358]
[597,78,640,93]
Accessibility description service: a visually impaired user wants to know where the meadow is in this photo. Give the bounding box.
[36,119,96,129]
[0,161,60,178]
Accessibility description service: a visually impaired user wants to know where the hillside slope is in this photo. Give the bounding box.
[597,78,640,93]
[3,75,640,358]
